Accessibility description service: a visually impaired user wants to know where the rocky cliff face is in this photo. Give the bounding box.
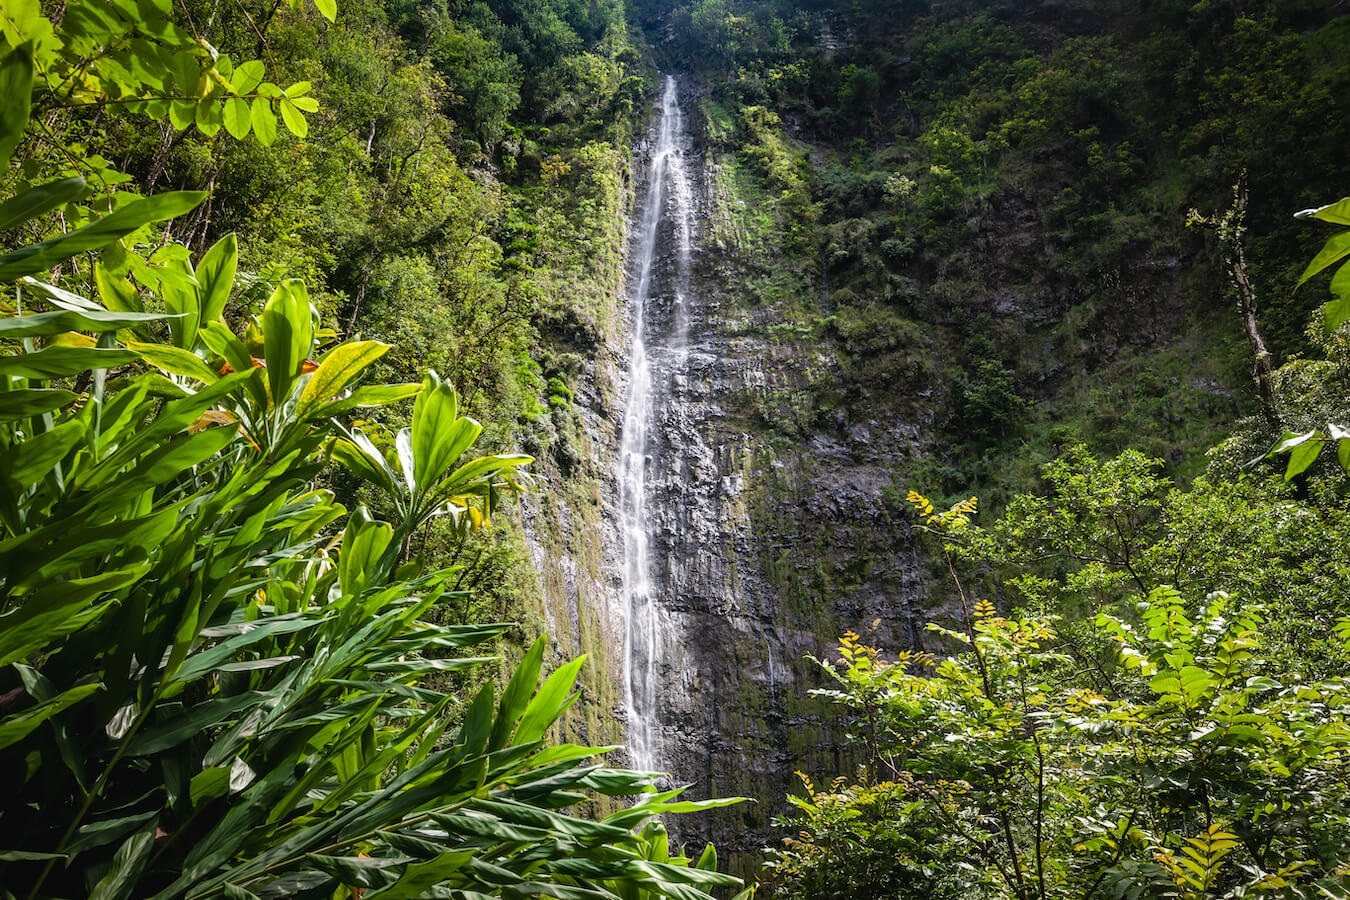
[614,80,938,869]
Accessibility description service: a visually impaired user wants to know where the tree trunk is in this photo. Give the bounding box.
[1227,177,1280,427]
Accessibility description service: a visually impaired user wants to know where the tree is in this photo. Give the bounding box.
[766,491,1350,900]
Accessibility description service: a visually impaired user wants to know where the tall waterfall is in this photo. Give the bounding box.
[619,75,693,773]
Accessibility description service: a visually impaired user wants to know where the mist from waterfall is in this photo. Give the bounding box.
[619,75,693,773]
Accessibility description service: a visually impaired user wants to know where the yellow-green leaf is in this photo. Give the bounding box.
[279,99,307,139]
[250,98,277,146]
[127,342,219,384]
[295,340,388,419]
[222,97,251,139]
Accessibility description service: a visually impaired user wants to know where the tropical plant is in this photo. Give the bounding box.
[1261,193,1350,479]
[764,492,1350,900]
[0,22,748,900]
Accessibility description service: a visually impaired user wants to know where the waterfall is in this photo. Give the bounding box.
[619,75,693,773]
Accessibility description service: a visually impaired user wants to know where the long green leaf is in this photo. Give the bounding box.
[89,821,158,900]
[0,345,139,378]
[168,614,322,685]
[1297,230,1350,287]
[0,388,77,420]
[0,308,170,338]
[197,233,238,326]
[0,177,87,233]
[128,341,220,383]
[0,40,32,174]
[0,418,84,486]
[295,340,388,419]
[490,635,546,752]
[127,692,269,756]
[260,280,313,404]
[1326,262,1350,331]
[514,656,586,746]
[0,683,101,751]
[308,382,421,417]
[0,191,205,283]
[1297,196,1350,226]
[412,372,477,488]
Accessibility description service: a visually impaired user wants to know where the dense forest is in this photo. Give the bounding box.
[3,0,1350,897]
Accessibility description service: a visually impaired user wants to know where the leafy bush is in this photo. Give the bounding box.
[0,15,748,900]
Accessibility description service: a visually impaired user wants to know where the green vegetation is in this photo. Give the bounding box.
[648,0,1350,497]
[9,0,1350,894]
[758,204,1350,896]
[0,2,755,897]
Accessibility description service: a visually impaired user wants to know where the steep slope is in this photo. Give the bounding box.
[611,0,1350,869]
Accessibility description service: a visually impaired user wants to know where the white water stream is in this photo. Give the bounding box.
[619,75,693,772]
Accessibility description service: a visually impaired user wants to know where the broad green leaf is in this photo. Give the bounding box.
[168,614,321,685]
[128,692,268,756]
[412,372,480,490]
[0,682,101,751]
[0,308,169,338]
[160,258,201,348]
[1297,230,1350,287]
[309,382,421,417]
[89,820,158,900]
[514,656,585,746]
[312,0,337,22]
[1327,262,1350,330]
[168,98,197,130]
[473,797,630,842]
[84,427,238,514]
[0,176,86,232]
[432,812,551,843]
[95,263,143,312]
[0,346,139,378]
[197,324,253,373]
[365,851,475,899]
[0,191,205,283]
[490,635,546,751]
[19,275,100,311]
[0,568,136,668]
[65,810,159,857]
[223,97,251,139]
[260,279,313,404]
[1296,196,1350,226]
[0,40,32,173]
[128,341,220,383]
[1,418,84,487]
[196,97,224,136]
[1285,437,1323,480]
[279,98,308,138]
[338,507,395,596]
[296,340,388,419]
[171,49,199,94]
[0,387,77,420]
[250,97,278,145]
[331,435,396,492]
[198,233,238,326]
[232,59,265,95]
[190,768,231,807]
[1268,429,1317,457]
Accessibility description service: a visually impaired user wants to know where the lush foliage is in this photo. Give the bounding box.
[762,189,1350,895]
[0,5,752,898]
[764,486,1350,899]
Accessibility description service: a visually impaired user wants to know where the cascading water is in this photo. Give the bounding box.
[619,75,693,773]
